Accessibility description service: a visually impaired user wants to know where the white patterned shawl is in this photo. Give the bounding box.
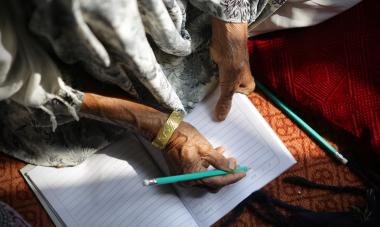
[0,0,284,166]
[27,0,283,112]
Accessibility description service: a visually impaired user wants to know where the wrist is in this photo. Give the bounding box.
[210,17,248,70]
[219,60,251,75]
[167,121,190,143]
[145,112,169,142]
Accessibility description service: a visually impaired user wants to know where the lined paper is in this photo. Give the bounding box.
[23,89,296,227]
[175,91,297,227]
[26,134,197,227]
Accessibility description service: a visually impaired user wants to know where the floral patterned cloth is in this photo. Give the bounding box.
[0,0,285,166]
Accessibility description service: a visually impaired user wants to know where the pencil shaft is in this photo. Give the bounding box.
[155,166,249,185]
[256,81,347,164]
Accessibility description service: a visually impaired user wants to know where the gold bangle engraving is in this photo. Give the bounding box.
[152,111,184,150]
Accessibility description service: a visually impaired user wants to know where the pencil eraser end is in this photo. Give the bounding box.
[143,179,157,186]
[143,179,150,186]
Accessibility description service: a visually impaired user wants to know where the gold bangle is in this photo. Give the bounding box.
[152,110,184,150]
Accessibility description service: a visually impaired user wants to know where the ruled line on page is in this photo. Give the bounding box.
[27,134,199,227]
[177,92,295,227]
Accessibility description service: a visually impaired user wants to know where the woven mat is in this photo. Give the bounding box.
[0,92,364,226]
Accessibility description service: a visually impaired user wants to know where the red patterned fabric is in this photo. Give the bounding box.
[248,0,380,160]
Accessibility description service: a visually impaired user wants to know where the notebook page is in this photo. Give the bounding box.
[177,91,296,227]
[25,134,198,227]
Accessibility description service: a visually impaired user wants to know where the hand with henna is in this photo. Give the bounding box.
[210,18,255,121]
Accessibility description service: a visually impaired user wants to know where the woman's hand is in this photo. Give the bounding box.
[81,93,245,192]
[210,18,255,121]
[163,122,246,192]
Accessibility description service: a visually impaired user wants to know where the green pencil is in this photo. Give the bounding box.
[143,166,249,186]
[255,80,348,164]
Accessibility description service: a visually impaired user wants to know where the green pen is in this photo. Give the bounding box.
[143,166,249,186]
[255,80,348,164]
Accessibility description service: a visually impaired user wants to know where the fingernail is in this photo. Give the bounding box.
[229,161,236,170]
[217,113,226,121]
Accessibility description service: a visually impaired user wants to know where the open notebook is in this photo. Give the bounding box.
[21,90,296,227]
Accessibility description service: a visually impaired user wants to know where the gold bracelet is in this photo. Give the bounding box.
[152,110,184,150]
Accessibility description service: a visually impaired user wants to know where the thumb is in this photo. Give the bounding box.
[204,149,236,172]
[214,87,234,121]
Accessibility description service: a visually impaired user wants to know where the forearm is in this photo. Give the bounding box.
[80,93,168,141]
[210,18,249,70]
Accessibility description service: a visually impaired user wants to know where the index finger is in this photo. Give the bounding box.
[214,85,234,121]
[200,170,246,189]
